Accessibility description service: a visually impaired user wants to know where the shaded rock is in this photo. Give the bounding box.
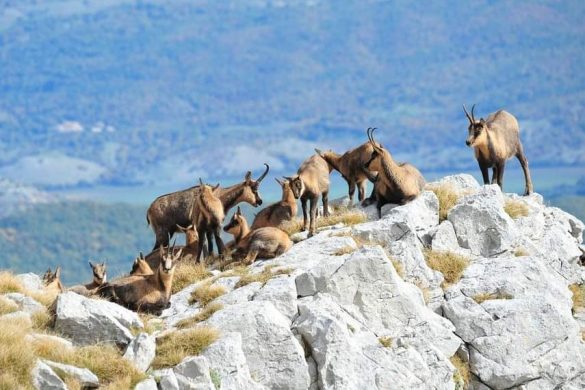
[31,360,67,390]
[253,275,298,320]
[123,332,156,372]
[52,291,142,346]
[173,356,214,390]
[43,360,99,389]
[3,292,44,314]
[153,368,179,390]
[430,173,481,192]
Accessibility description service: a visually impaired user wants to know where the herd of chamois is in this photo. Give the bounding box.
[39,106,534,314]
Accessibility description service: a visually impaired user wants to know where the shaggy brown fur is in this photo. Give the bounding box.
[146,164,269,250]
[130,253,154,276]
[463,105,533,195]
[224,207,292,265]
[193,180,226,262]
[69,261,107,296]
[98,247,182,315]
[251,178,299,230]
[363,128,425,218]
[286,154,332,237]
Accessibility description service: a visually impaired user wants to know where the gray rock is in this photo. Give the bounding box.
[31,360,67,390]
[173,356,214,390]
[52,291,143,346]
[123,332,156,372]
[153,368,180,390]
[253,275,298,321]
[16,272,44,291]
[134,377,158,390]
[431,173,481,191]
[43,360,99,389]
[3,292,45,314]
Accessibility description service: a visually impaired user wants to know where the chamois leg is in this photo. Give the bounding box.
[516,147,533,195]
[361,184,377,207]
[196,226,207,263]
[496,162,505,191]
[153,227,170,251]
[206,231,214,256]
[308,197,318,237]
[491,166,498,185]
[357,181,367,203]
[301,198,309,231]
[376,198,383,219]
[348,181,356,205]
[213,226,226,256]
[243,250,259,266]
[322,191,330,217]
[479,162,490,185]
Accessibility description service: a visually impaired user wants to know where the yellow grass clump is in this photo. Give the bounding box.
[0,271,25,294]
[152,327,219,369]
[428,184,460,222]
[0,296,18,316]
[378,336,393,348]
[281,209,367,236]
[332,246,356,256]
[189,283,227,307]
[504,199,529,219]
[472,292,513,304]
[172,262,212,294]
[450,355,471,390]
[0,317,36,389]
[390,258,405,278]
[569,283,585,312]
[234,265,293,289]
[514,247,529,257]
[424,249,469,287]
[177,302,223,329]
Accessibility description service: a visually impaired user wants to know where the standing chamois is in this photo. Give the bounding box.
[224,207,292,265]
[286,154,332,237]
[69,261,107,296]
[98,246,182,315]
[146,164,269,250]
[251,178,299,230]
[315,141,380,205]
[463,104,533,195]
[363,128,425,218]
[193,179,226,262]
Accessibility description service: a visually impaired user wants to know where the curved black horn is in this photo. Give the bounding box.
[471,104,476,123]
[463,104,473,123]
[256,163,270,183]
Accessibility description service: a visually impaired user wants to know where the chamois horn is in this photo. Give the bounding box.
[256,163,270,183]
[463,104,476,124]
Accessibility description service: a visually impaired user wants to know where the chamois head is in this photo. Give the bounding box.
[88,261,107,284]
[284,175,305,199]
[223,206,248,236]
[239,163,270,207]
[43,266,64,292]
[158,243,182,281]
[130,252,154,276]
[275,177,299,200]
[364,127,388,169]
[177,224,199,247]
[42,268,53,284]
[463,104,487,147]
[199,178,220,195]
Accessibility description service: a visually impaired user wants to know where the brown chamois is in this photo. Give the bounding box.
[42,267,65,294]
[141,225,199,270]
[463,104,533,195]
[146,164,269,250]
[223,207,292,265]
[286,154,332,237]
[363,128,425,218]
[130,253,154,276]
[251,178,299,230]
[69,261,107,296]
[193,179,226,262]
[98,246,182,315]
[315,142,381,205]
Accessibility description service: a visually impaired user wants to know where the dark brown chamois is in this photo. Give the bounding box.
[463,104,533,195]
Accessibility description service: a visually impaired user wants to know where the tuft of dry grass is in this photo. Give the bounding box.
[428,184,460,222]
[234,265,293,289]
[424,249,469,287]
[31,310,53,331]
[0,296,18,316]
[0,271,25,294]
[390,258,405,278]
[281,209,367,236]
[332,246,356,256]
[172,262,211,294]
[151,327,219,369]
[569,283,585,312]
[189,283,227,307]
[177,302,223,329]
[504,199,529,219]
[378,336,393,348]
[472,292,513,304]
[0,317,36,389]
[514,247,529,257]
[450,355,470,390]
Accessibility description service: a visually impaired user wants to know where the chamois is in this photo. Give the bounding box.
[286,154,332,237]
[146,164,269,250]
[141,226,200,271]
[224,207,292,265]
[251,178,299,230]
[130,253,154,276]
[463,104,533,195]
[364,128,425,218]
[315,142,380,205]
[193,179,226,262]
[69,261,107,296]
[42,267,64,294]
[98,246,182,315]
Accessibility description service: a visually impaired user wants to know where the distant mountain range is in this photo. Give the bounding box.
[1,0,584,188]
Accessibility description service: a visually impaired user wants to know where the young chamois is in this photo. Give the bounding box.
[130,253,154,276]
[287,154,332,237]
[146,165,269,250]
[363,128,425,218]
[251,178,299,230]
[224,207,292,265]
[42,267,65,294]
[193,179,226,262]
[463,104,533,195]
[141,225,199,270]
[69,261,107,296]
[98,246,182,315]
[315,141,380,205]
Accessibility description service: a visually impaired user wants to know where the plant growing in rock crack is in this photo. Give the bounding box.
[472,292,513,304]
[234,265,293,289]
[332,246,356,256]
[504,199,529,219]
[210,369,221,389]
[423,249,469,287]
[151,327,219,369]
[281,208,366,236]
[514,247,529,257]
[378,336,393,348]
[177,302,224,329]
[427,184,460,222]
[189,283,227,307]
[569,283,585,313]
[450,355,470,390]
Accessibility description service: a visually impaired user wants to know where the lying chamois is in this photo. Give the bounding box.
[315,142,379,205]
[130,253,154,276]
[146,164,269,250]
[251,178,299,230]
[69,261,107,296]
[42,267,65,294]
[224,207,292,265]
[364,128,425,218]
[463,104,533,195]
[287,154,332,237]
[194,179,226,262]
[141,225,200,271]
[99,246,182,315]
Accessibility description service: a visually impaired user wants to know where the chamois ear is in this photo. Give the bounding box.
[88,261,94,268]
[236,206,242,215]
[275,177,283,186]
[199,178,204,186]
[315,148,323,157]
[283,176,293,181]
[212,183,220,191]
[54,267,61,279]
[139,252,145,260]
[244,171,252,181]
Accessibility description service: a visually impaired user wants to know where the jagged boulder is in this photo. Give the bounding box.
[134,377,158,390]
[52,291,143,346]
[31,360,67,390]
[43,360,99,389]
[123,332,156,372]
[173,356,215,390]
[3,292,44,314]
[16,272,44,291]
